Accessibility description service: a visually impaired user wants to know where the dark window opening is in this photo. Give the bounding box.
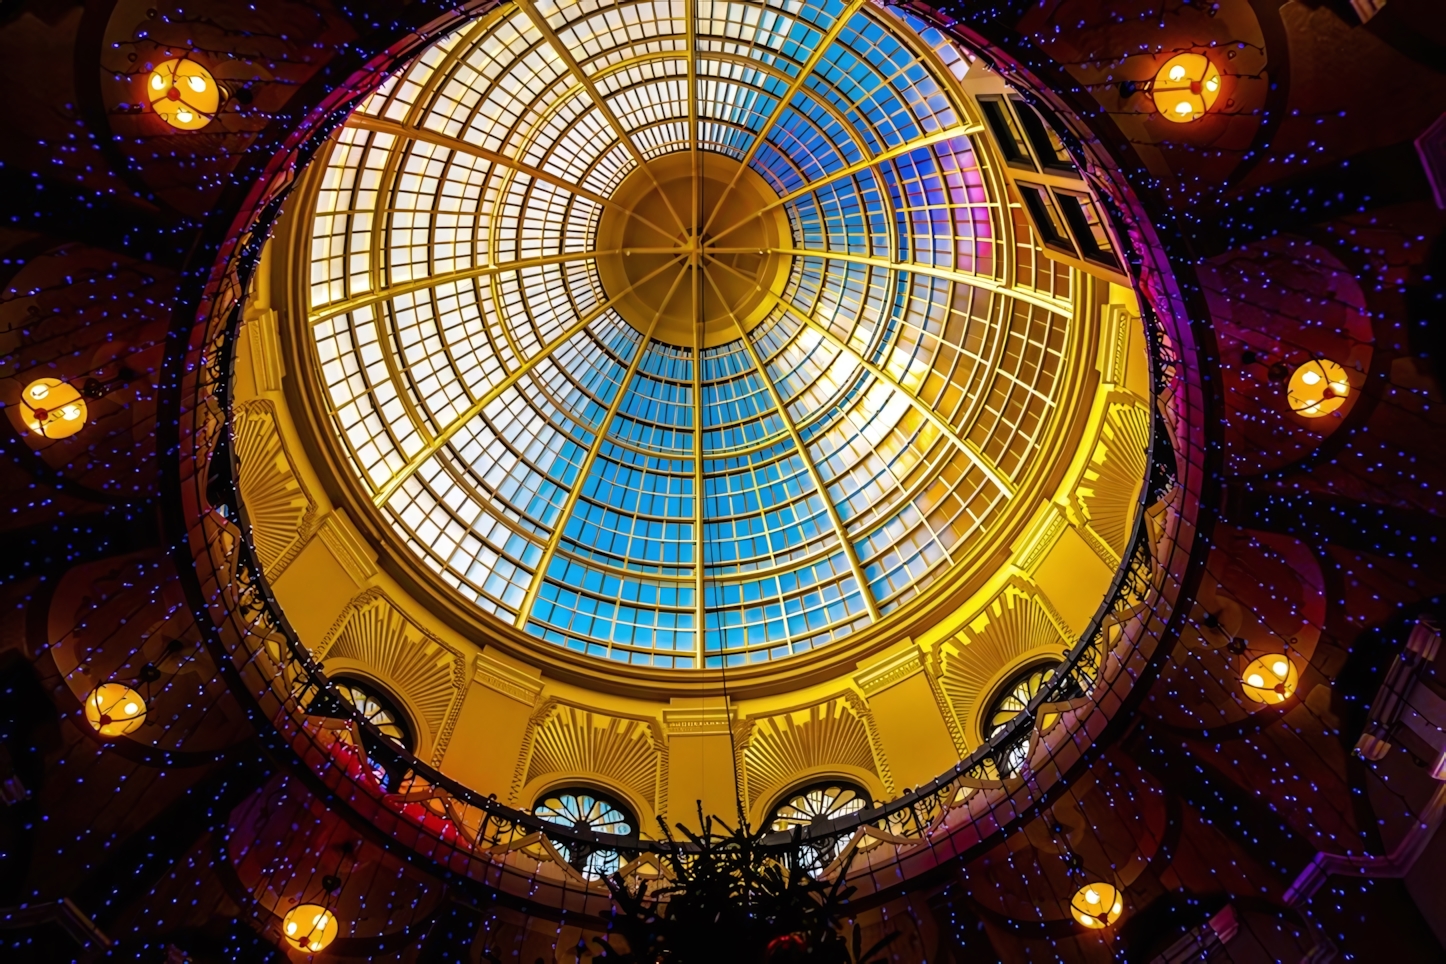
[1054,191,1121,269]
[1012,98,1077,174]
[1018,184,1075,255]
[979,96,1035,170]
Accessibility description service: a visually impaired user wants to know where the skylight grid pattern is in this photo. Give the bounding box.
[488,178,597,265]
[612,360,695,454]
[515,94,623,188]
[584,38,686,78]
[526,556,697,667]
[559,450,696,574]
[521,316,639,436]
[753,312,856,418]
[883,8,973,85]
[697,0,841,70]
[703,551,869,665]
[809,383,948,531]
[387,455,545,619]
[702,443,838,573]
[697,67,774,141]
[876,275,996,436]
[442,24,559,150]
[855,459,1005,612]
[966,300,1069,479]
[574,444,693,535]
[603,72,689,138]
[833,17,958,144]
[417,152,495,278]
[876,137,996,277]
[310,128,391,307]
[765,104,858,186]
[306,0,1092,669]
[387,296,474,434]
[699,343,787,451]
[786,171,890,255]
[491,262,604,358]
[786,259,892,358]
[549,0,686,62]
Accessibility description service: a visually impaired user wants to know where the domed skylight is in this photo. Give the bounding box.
[304,0,1077,669]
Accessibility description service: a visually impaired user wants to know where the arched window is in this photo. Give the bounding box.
[532,787,638,879]
[312,677,415,790]
[766,781,871,870]
[984,661,1064,777]
[767,781,871,832]
[332,678,413,751]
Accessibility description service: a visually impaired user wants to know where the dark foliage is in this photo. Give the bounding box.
[593,809,896,964]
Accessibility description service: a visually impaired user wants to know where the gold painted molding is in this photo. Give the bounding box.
[1013,502,1068,574]
[1098,303,1135,386]
[853,644,924,697]
[245,308,284,394]
[474,651,544,707]
[661,703,736,737]
[233,399,318,579]
[316,588,469,765]
[316,509,377,586]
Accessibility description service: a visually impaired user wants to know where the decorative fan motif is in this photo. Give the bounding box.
[936,586,1069,741]
[1077,400,1151,557]
[743,697,880,809]
[317,591,467,762]
[233,400,317,577]
[520,702,664,814]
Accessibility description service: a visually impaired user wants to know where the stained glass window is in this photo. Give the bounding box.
[767,781,870,869]
[533,787,638,878]
[985,661,1061,777]
[334,678,413,751]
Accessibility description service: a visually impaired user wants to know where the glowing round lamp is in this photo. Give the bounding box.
[1241,654,1298,704]
[1152,53,1222,123]
[147,59,221,130]
[20,378,87,439]
[282,904,338,952]
[1070,882,1124,928]
[83,683,147,737]
[1287,358,1350,418]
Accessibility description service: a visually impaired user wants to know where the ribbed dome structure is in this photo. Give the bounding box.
[304,0,1080,669]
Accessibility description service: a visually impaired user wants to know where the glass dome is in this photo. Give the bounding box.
[304,0,1080,670]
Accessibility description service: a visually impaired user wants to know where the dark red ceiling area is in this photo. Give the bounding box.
[2,0,1445,961]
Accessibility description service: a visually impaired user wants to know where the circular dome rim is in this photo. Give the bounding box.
[159,0,1214,911]
[265,5,1121,692]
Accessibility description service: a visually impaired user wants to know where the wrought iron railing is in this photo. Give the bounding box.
[188,285,1185,892]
